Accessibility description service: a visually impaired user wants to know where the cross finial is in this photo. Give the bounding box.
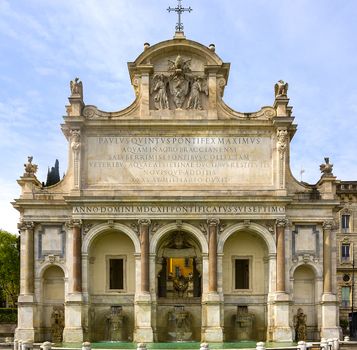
[167,0,192,33]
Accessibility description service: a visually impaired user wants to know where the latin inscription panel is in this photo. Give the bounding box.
[86,135,273,187]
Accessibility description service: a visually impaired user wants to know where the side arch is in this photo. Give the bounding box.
[150,222,208,254]
[218,222,276,254]
[82,222,140,254]
[290,261,322,280]
[37,262,68,279]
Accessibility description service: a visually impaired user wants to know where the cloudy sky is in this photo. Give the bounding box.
[0,0,356,234]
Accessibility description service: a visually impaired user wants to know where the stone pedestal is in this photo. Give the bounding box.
[202,292,223,342]
[134,293,153,343]
[63,294,84,343]
[15,295,35,341]
[320,293,340,339]
[271,293,292,342]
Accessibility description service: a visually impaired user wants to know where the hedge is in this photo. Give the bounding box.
[0,308,17,323]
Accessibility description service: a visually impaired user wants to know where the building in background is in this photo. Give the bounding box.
[336,182,357,335]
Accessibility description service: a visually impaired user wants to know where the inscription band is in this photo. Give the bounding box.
[73,204,285,217]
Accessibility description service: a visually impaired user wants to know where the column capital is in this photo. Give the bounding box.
[322,220,335,230]
[17,221,35,231]
[207,218,220,226]
[66,219,82,229]
[138,219,151,226]
[276,218,288,228]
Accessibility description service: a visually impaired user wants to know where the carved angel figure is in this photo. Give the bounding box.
[24,156,38,176]
[320,157,334,176]
[151,74,169,110]
[70,77,83,97]
[274,80,288,97]
[186,77,208,110]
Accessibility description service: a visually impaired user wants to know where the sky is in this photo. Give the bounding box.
[0,0,357,234]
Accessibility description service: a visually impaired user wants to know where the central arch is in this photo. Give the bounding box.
[151,222,206,342]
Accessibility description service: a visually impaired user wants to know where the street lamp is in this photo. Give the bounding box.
[351,244,355,339]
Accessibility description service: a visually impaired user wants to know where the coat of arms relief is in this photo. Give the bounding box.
[150,55,208,110]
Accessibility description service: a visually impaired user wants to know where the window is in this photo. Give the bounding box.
[343,274,351,282]
[341,244,350,261]
[342,215,350,232]
[235,259,249,289]
[109,258,124,290]
[341,286,351,308]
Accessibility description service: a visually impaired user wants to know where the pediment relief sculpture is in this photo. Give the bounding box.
[150,54,209,110]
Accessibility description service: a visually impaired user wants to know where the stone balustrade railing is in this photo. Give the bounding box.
[1,338,356,350]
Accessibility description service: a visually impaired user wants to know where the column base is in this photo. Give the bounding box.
[134,327,154,343]
[62,328,84,343]
[271,292,293,342]
[63,293,83,343]
[16,295,35,342]
[14,328,35,342]
[134,293,153,343]
[202,292,223,342]
[202,327,224,342]
[321,293,340,339]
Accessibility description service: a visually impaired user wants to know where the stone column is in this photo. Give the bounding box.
[15,221,35,342]
[321,220,339,339]
[323,221,333,294]
[276,219,287,292]
[271,218,292,342]
[208,218,219,292]
[20,222,35,295]
[72,220,82,293]
[139,219,150,293]
[63,219,83,343]
[134,219,153,342]
[202,219,223,342]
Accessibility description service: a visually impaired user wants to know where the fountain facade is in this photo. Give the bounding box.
[106,306,125,341]
[167,305,193,342]
[50,305,64,343]
[235,306,255,341]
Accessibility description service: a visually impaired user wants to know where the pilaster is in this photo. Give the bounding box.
[134,219,153,343]
[321,221,340,338]
[15,221,35,342]
[63,219,83,343]
[202,219,223,342]
[271,218,292,342]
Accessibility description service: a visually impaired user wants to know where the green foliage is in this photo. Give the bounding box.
[0,230,20,307]
[0,308,17,323]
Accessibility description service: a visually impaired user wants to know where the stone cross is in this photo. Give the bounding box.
[167,0,192,32]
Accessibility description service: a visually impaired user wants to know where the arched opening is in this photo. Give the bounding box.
[155,230,202,342]
[41,265,65,342]
[88,230,135,342]
[222,230,269,341]
[292,265,318,341]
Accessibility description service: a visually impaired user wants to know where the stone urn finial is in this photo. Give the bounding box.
[23,156,38,177]
[320,157,334,177]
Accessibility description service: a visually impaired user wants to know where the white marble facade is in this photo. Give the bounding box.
[14,33,341,343]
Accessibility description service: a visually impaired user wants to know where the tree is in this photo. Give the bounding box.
[0,230,20,307]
